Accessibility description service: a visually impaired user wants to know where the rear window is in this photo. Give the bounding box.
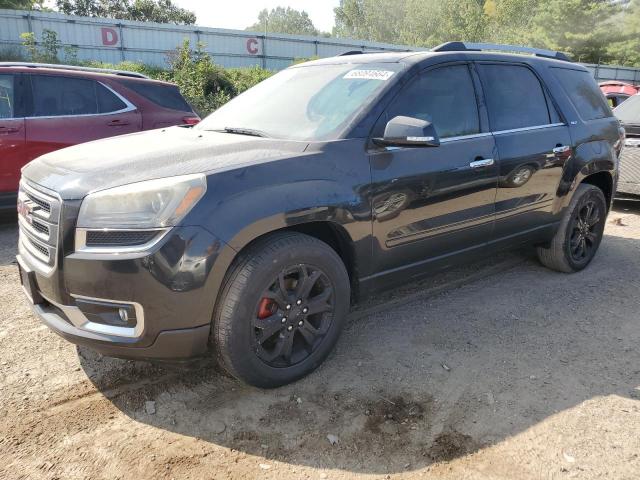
[122,81,192,112]
[97,83,127,113]
[552,68,612,121]
[477,64,552,131]
[614,94,640,124]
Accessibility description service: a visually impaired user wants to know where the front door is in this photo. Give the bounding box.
[368,64,498,285]
[0,73,26,199]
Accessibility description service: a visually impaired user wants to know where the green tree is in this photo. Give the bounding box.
[483,0,542,44]
[333,0,407,43]
[402,0,486,46]
[334,0,485,45]
[247,7,319,36]
[0,0,45,8]
[55,0,196,24]
[607,0,640,65]
[526,0,619,63]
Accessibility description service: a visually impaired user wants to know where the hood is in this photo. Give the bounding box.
[22,126,309,200]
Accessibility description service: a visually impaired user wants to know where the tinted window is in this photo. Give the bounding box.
[552,68,612,121]
[614,94,640,124]
[97,83,127,113]
[0,74,15,119]
[31,75,98,117]
[122,81,192,112]
[384,65,480,138]
[478,64,551,131]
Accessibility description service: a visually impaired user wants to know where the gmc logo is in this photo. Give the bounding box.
[17,198,34,224]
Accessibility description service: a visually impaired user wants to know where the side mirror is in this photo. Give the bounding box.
[374,116,440,147]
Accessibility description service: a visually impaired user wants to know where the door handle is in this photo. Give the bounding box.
[107,119,130,127]
[553,145,571,155]
[0,126,19,135]
[469,158,495,168]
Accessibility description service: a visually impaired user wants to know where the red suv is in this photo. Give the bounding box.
[0,63,199,212]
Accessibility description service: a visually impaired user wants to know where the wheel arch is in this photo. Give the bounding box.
[580,170,614,210]
[206,219,363,328]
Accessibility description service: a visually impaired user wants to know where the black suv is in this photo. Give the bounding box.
[17,42,622,388]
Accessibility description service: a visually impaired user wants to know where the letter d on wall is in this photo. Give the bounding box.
[101,27,119,46]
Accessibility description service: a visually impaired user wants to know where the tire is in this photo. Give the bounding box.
[536,184,607,273]
[212,232,350,388]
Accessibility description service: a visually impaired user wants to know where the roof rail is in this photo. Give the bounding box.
[431,42,572,62]
[340,50,367,56]
[0,62,149,79]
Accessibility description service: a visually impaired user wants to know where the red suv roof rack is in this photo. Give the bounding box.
[0,62,149,79]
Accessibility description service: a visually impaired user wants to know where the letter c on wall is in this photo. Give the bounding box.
[246,38,259,55]
[101,27,119,46]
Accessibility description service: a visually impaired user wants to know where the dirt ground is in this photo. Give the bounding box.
[1,201,640,480]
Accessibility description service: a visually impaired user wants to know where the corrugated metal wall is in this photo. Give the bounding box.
[1,8,640,83]
[0,9,414,70]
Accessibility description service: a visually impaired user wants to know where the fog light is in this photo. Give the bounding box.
[75,299,137,328]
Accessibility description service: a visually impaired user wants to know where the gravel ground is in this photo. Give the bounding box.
[1,202,640,480]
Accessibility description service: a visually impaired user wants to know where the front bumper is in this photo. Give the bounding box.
[18,223,230,360]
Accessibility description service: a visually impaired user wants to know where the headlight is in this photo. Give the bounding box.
[77,174,207,229]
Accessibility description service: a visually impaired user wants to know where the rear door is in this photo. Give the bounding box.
[475,63,573,239]
[25,74,141,161]
[0,72,26,196]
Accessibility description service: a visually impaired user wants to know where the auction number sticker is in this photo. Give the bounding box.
[344,70,395,81]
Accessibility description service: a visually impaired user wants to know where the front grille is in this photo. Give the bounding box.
[31,219,49,236]
[86,230,159,247]
[27,236,49,259]
[25,192,51,214]
[17,182,61,271]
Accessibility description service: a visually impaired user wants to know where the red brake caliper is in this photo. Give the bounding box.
[257,298,276,319]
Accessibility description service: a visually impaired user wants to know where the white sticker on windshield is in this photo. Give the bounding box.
[344,70,395,81]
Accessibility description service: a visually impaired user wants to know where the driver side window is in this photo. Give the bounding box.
[377,64,480,139]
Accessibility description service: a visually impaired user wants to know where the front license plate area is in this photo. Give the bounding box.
[17,261,44,305]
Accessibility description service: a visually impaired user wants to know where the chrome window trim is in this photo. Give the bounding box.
[492,123,565,136]
[382,124,566,150]
[40,292,145,339]
[24,81,136,120]
[439,132,493,143]
[74,227,171,254]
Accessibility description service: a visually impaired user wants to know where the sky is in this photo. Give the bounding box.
[174,1,341,33]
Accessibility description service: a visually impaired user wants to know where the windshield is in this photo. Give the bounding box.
[614,95,640,124]
[197,63,404,141]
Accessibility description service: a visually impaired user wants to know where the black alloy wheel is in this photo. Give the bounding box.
[252,264,334,367]
[568,199,603,263]
[212,232,350,388]
[536,183,607,273]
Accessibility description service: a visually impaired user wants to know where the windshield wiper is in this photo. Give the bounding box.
[216,127,270,138]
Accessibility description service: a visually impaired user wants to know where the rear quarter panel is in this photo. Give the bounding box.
[537,65,619,211]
